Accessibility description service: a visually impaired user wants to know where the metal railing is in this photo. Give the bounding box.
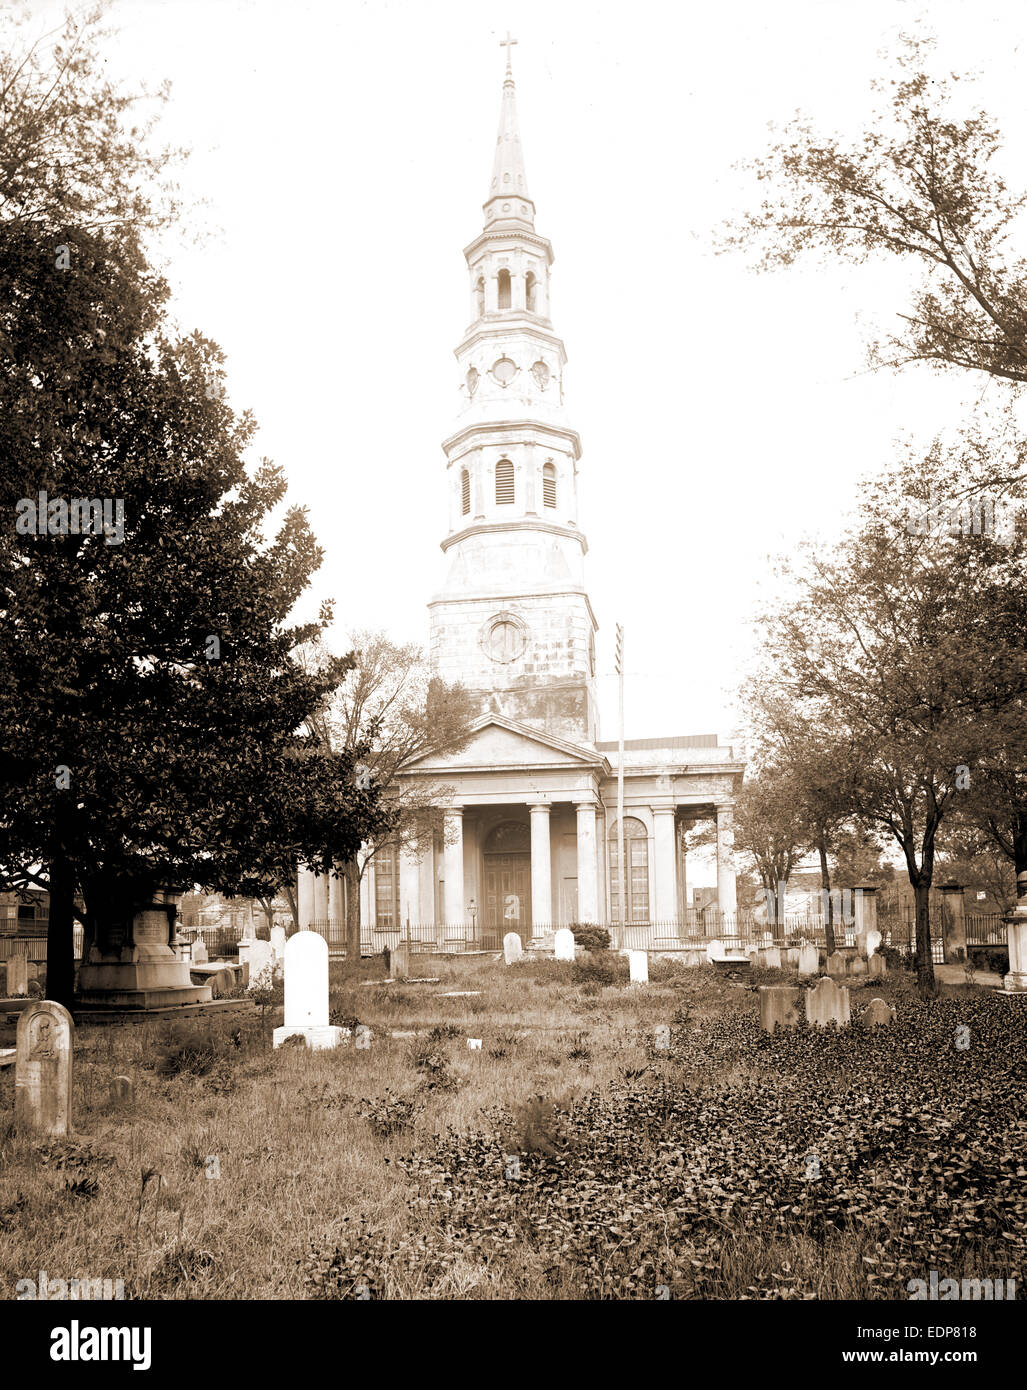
[0,927,84,962]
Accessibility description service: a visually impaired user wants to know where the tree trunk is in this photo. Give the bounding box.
[818,838,836,956]
[1014,812,1027,885]
[912,876,938,998]
[343,857,361,963]
[45,850,76,1010]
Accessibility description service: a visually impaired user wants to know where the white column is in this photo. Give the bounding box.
[653,808,678,926]
[313,872,329,926]
[716,803,737,930]
[530,802,553,933]
[485,271,498,312]
[328,869,343,929]
[443,808,465,928]
[400,846,421,931]
[575,802,599,924]
[513,268,527,310]
[297,865,315,930]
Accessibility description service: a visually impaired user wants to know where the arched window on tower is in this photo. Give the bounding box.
[495,459,515,505]
[609,817,650,923]
[461,468,470,516]
[525,271,537,312]
[497,268,511,310]
[475,276,485,317]
[542,461,557,509]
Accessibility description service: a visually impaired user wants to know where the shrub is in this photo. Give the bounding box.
[571,923,611,952]
[572,950,628,987]
[155,1026,220,1078]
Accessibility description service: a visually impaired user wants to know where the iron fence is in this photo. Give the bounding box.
[0,927,84,962]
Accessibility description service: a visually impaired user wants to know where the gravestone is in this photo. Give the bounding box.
[848,955,867,977]
[270,924,287,961]
[503,932,523,965]
[628,950,649,984]
[387,942,410,980]
[762,946,782,970]
[864,997,895,1028]
[210,968,236,999]
[110,1075,134,1105]
[554,928,575,961]
[826,950,847,977]
[782,947,799,969]
[273,930,344,1050]
[805,976,851,1029]
[6,954,29,997]
[867,952,887,980]
[191,936,209,965]
[14,1000,73,1137]
[241,916,257,943]
[797,943,819,977]
[240,938,273,988]
[759,985,803,1033]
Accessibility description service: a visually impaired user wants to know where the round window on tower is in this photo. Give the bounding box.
[480,612,527,664]
[491,356,518,386]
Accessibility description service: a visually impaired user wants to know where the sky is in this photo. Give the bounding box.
[20,0,1027,742]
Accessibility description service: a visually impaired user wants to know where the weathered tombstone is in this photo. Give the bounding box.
[864,997,895,1028]
[273,930,344,1050]
[848,955,867,977]
[110,1075,134,1106]
[826,950,847,977]
[554,928,575,961]
[241,916,257,943]
[387,942,410,980]
[797,943,819,978]
[14,1000,73,1137]
[6,953,29,997]
[705,939,724,963]
[240,937,273,987]
[805,976,851,1029]
[782,947,800,969]
[867,952,887,980]
[210,968,236,999]
[191,936,209,965]
[628,950,649,985]
[270,924,287,962]
[759,985,803,1033]
[762,946,782,971]
[503,932,523,965]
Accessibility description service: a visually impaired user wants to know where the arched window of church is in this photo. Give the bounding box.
[497,268,511,310]
[525,271,537,312]
[495,458,515,505]
[461,468,470,516]
[475,276,485,316]
[375,842,399,928]
[609,817,650,923]
[542,461,557,509]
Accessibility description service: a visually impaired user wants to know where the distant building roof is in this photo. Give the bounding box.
[595,734,720,752]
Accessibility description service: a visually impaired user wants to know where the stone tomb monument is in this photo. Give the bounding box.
[504,932,523,965]
[76,893,211,1012]
[554,928,575,961]
[805,976,851,1029]
[273,930,345,1050]
[15,1000,73,1137]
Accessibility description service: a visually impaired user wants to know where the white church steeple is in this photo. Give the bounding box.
[428,40,599,746]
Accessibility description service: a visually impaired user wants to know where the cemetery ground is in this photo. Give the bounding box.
[1,954,1025,1301]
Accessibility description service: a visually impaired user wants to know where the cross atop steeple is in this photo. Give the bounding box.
[500,31,517,76]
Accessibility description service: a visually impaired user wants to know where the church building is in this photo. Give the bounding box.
[300,44,745,947]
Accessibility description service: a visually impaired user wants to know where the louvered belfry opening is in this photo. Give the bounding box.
[461,468,471,515]
[542,461,557,508]
[495,458,515,504]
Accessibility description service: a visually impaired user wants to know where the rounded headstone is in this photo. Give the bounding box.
[554,928,575,962]
[15,999,74,1137]
[283,929,329,1029]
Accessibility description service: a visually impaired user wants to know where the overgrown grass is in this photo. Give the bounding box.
[0,957,1023,1299]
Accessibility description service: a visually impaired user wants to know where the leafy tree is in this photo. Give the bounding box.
[725,33,1027,398]
[732,767,808,926]
[752,435,1027,996]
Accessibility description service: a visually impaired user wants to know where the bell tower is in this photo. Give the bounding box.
[428,39,599,745]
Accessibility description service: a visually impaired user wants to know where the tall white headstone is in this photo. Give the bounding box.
[554,928,575,961]
[5,954,29,997]
[273,930,344,1050]
[628,950,648,984]
[797,942,819,977]
[15,1000,73,1137]
[270,924,287,961]
[503,932,523,965]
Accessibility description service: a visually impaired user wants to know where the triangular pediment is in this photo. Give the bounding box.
[401,714,605,774]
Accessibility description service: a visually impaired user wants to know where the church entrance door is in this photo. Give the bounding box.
[484,854,532,945]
